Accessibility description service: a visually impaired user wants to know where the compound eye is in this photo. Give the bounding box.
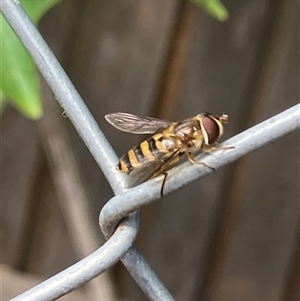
[202,116,220,144]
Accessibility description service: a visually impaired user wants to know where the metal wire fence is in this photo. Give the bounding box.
[1,0,299,300]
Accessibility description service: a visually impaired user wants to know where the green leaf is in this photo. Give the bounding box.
[1,19,41,119]
[0,0,60,119]
[190,0,229,21]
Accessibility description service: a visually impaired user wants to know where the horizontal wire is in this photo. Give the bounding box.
[100,104,300,234]
[1,1,175,301]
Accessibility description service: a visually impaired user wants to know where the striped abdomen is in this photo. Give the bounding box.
[117,133,174,173]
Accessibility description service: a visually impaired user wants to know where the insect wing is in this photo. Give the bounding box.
[125,160,164,188]
[125,148,183,188]
[105,112,173,134]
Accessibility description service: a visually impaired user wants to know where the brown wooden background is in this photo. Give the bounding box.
[2,0,299,300]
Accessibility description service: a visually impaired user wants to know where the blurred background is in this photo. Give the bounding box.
[1,0,299,300]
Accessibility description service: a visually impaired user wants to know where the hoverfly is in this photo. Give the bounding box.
[105,112,229,196]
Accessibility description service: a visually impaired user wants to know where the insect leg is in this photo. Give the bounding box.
[187,152,215,171]
[202,144,235,153]
[151,150,184,196]
[160,172,168,197]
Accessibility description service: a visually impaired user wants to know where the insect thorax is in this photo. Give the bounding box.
[170,119,203,150]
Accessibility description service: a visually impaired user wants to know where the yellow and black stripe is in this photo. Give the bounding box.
[117,134,168,173]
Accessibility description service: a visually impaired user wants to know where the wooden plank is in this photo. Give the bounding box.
[1,108,40,268]
[8,0,82,277]
[133,0,298,300]
[282,240,299,301]
[1,0,79,273]
[24,167,77,276]
[203,0,299,300]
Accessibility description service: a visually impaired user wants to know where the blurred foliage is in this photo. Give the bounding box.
[0,0,60,119]
[190,0,229,21]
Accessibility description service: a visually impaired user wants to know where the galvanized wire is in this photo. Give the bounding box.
[9,214,138,301]
[1,1,300,301]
